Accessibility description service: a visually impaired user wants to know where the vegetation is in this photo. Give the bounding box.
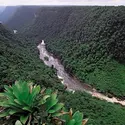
[1,6,125,125]
[47,40,125,98]
[0,23,61,91]
[0,81,87,125]
[1,79,125,125]
[61,91,125,125]
[5,6,40,31]
[0,6,18,23]
[23,6,125,98]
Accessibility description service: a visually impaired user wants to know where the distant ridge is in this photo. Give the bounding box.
[0,6,18,23]
[0,6,6,14]
[5,6,40,31]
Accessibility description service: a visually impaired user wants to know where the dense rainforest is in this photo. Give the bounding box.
[1,6,125,125]
[22,6,125,98]
[0,23,61,90]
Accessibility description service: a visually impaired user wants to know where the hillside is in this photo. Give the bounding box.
[5,6,40,31]
[0,6,18,23]
[22,6,125,98]
[0,6,5,14]
[1,6,125,125]
[0,24,60,90]
[1,25,125,125]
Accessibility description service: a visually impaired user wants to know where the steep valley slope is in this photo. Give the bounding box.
[1,6,125,125]
[0,23,60,90]
[1,25,125,125]
[22,6,125,98]
[0,6,18,23]
[5,6,40,31]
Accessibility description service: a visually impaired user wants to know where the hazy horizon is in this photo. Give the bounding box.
[0,0,125,6]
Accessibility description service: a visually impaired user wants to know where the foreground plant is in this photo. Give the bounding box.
[0,81,87,125]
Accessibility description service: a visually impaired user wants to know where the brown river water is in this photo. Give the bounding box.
[37,41,125,106]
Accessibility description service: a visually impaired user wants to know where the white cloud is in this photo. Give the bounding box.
[0,0,125,6]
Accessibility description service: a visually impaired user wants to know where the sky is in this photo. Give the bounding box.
[0,0,124,6]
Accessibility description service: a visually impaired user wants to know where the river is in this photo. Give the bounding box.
[37,41,125,106]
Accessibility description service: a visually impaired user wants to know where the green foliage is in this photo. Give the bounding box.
[0,81,41,124]
[22,6,125,98]
[0,23,61,90]
[62,109,88,125]
[60,91,125,125]
[0,81,87,125]
[2,6,125,125]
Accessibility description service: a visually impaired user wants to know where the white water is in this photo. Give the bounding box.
[37,42,125,106]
